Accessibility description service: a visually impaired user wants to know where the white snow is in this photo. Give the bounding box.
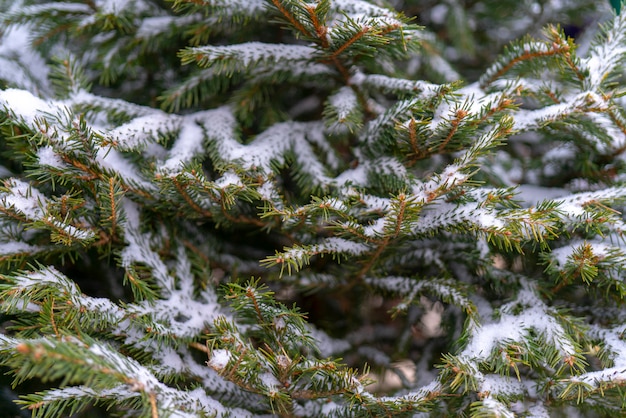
[589,112,626,154]
[159,117,205,175]
[78,295,125,321]
[0,241,39,256]
[322,197,346,212]
[273,316,286,331]
[556,186,626,220]
[209,349,232,370]
[428,82,489,130]
[550,240,615,268]
[259,371,281,390]
[199,108,333,185]
[318,237,369,255]
[585,12,626,91]
[334,163,369,186]
[391,380,443,403]
[352,72,440,98]
[40,386,139,404]
[334,0,400,23]
[0,25,51,95]
[326,9,402,45]
[479,374,524,397]
[363,217,386,237]
[257,181,280,203]
[1,178,46,220]
[44,216,95,241]
[108,113,177,151]
[328,86,358,122]
[15,266,69,288]
[99,0,132,14]
[366,276,413,294]
[95,147,154,190]
[36,146,66,169]
[462,284,576,361]
[514,92,595,131]
[412,165,469,205]
[119,199,172,292]
[70,90,155,122]
[481,396,515,418]
[117,201,224,340]
[0,89,57,125]
[195,0,266,15]
[321,401,341,414]
[189,42,316,68]
[22,2,92,13]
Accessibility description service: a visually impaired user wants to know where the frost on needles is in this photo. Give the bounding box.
[1,0,626,417]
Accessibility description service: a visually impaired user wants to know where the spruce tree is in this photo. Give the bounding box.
[0,0,626,417]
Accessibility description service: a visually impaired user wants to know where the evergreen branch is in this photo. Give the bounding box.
[19,386,143,418]
[159,69,235,112]
[100,176,124,237]
[323,85,363,132]
[438,108,467,152]
[585,9,626,91]
[406,118,424,164]
[306,1,330,48]
[171,0,266,17]
[262,238,370,276]
[351,71,444,99]
[171,176,213,219]
[328,24,371,61]
[269,0,314,38]
[480,35,572,88]
[2,334,242,417]
[181,42,317,74]
[368,275,476,318]
[2,0,626,416]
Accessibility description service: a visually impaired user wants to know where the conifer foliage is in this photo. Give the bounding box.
[0,0,626,416]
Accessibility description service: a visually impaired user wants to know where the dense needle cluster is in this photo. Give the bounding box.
[0,0,626,417]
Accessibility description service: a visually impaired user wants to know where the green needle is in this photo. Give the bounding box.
[610,0,622,14]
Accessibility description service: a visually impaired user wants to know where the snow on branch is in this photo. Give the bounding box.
[263,237,370,275]
[462,283,578,362]
[0,178,96,244]
[479,35,572,88]
[69,90,159,121]
[4,0,626,416]
[108,111,178,151]
[0,178,47,221]
[351,71,442,99]
[581,324,626,379]
[366,275,474,316]
[584,9,626,91]
[333,0,401,24]
[364,98,417,146]
[182,42,318,75]
[6,2,92,16]
[0,88,60,126]
[325,85,361,131]
[2,334,246,417]
[555,186,626,219]
[172,0,266,17]
[137,14,200,39]
[199,108,334,185]
[119,199,174,294]
[410,200,501,234]
[513,91,609,131]
[0,24,52,95]
[97,0,153,15]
